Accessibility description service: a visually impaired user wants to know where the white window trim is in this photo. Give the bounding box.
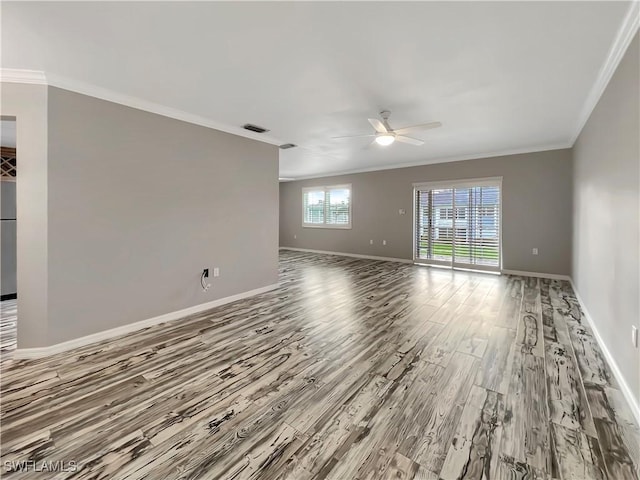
[413,176,503,190]
[302,184,352,229]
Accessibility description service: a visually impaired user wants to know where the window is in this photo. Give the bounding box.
[479,206,496,217]
[437,227,453,240]
[303,184,351,228]
[439,208,453,220]
[414,178,501,271]
[435,206,466,221]
[455,227,468,239]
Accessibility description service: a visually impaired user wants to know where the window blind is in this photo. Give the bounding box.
[303,184,352,229]
[415,179,501,271]
[303,190,325,224]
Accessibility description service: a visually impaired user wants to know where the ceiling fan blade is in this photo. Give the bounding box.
[368,118,388,133]
[393,121,442,136]
[396,135,424,146]
[331,134,376,139]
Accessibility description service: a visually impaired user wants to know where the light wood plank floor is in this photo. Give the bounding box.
[0,298,17,363]
[0,251,638,479]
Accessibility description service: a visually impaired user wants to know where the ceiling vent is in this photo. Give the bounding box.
[243,123,270,133]
[279,143,297,149]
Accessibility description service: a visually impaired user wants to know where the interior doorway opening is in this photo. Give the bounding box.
[1,116,17,358]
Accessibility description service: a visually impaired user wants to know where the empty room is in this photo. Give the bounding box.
[0,1,638,479]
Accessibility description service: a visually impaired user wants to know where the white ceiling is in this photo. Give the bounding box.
[0,2,634,179]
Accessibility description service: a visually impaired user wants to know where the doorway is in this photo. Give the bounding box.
[414,177,502,272]
[1,117,17,356]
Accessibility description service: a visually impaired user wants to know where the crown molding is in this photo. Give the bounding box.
[3,0,636,181]
[0,68,283,147]
[569,1,640,145]
[280,141,572,181]
[0,69,47,85]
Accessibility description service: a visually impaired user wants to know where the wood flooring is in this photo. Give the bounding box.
[0,298,16,367]
[0,250,638,479]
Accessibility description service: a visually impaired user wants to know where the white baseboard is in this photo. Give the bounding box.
[13,283,279,359]
[279,247,414,264]
[501,269,571,280]
[569,278,640,427]
[281,249,571,279]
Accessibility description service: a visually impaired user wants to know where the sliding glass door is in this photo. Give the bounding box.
[414,178,501,272]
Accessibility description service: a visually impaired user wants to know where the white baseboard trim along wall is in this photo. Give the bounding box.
[569,279,640,427]
[281,248,571,280]
[500,269,571,281]
[13,283,279,359]
[279,247,414,264]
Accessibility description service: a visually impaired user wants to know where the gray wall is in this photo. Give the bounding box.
[573,33,639,404]
[280,149,573,275]
[2,84,279,348]
[45,87,279,346]
[1,83,49,348]
[1,180,17,296]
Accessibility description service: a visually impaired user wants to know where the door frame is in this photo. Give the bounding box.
[412,176,503,272]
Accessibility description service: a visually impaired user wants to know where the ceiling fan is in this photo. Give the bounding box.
[333,110,442,147]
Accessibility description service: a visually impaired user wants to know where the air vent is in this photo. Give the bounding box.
[243,123,269,133]
[279,143,297,149]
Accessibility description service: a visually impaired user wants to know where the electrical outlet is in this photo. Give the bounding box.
[213,267,220,277]
[632,326,638,348]
[399,209,406,215]
[532,248,539,255]
[203,268,209,278]
[369,239,374,245]
[383,240,387,245]
[294,234,297,239]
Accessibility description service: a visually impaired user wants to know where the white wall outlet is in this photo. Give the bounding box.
[632,326,638,348]
[213,267,220,277]
[382,240,387,245]
[399,209,406,215]
[532,248,539,255]
[294,234,297,239]
[369,239,374,245]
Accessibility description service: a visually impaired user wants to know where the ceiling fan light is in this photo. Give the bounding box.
[375,134,395,146]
